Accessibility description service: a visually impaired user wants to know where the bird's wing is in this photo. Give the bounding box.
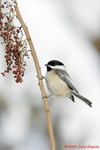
[55,69,79,93]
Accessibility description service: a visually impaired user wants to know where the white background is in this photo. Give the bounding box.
[0,0,100,150]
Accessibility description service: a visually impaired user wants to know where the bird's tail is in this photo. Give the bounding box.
[72,91,92,108]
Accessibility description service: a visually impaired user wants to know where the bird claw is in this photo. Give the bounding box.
[42,94,53,99]
[36,75,45,80]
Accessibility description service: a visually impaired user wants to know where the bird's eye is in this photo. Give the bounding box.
[47,66,52,71]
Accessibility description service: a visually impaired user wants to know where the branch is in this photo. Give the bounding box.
[15,2,56,150]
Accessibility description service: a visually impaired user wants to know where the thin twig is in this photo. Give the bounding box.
[15,2,56,150]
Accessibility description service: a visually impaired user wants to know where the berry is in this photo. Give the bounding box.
[0,0,29,83]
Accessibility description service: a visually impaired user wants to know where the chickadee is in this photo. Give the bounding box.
[45,60,92,107]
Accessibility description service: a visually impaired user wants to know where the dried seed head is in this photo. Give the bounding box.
[0,0,29,83]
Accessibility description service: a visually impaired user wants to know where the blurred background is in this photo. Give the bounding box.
[0,0,100,150]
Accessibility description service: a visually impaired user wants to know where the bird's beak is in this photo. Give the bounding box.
[45,64,48,66]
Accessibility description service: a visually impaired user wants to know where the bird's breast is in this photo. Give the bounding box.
[46,71,70,96]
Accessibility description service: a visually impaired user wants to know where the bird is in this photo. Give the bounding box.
[45,60,92,107]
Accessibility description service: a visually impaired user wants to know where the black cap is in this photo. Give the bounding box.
[46,60,64,66]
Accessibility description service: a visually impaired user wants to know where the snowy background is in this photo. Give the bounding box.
[0,0,100,150]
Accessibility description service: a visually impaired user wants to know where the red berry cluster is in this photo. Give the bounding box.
[0,0,29,83]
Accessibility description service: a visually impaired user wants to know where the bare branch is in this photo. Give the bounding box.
[15,2,56,150]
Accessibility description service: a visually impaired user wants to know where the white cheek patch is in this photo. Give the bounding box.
[48,65,66,71]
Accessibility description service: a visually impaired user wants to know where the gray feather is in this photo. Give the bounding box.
[55,69,79,93]
[72,91,92,107]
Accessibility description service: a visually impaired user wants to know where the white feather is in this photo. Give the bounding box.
[48,65,66,71]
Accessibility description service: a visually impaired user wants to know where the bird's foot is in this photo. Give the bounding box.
[42,94,53,99]
[69,95,75,102]
[36,75,45,80]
